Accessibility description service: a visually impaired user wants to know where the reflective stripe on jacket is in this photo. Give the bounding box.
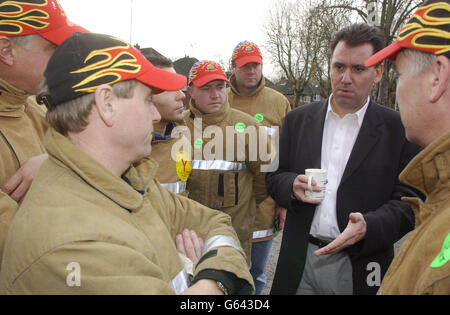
[184,100,269,263]
[228,75,291,241]
[0,129,253,294]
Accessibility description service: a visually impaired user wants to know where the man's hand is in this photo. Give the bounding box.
[314,212,367,256]
[176,229,204,265]
[181,279,223,295]
[2,154,48,204]
[292,174,323,205]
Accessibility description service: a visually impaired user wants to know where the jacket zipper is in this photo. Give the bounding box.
[0,129,21,168]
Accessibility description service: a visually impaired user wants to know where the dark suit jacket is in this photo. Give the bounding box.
[267,99,422,295]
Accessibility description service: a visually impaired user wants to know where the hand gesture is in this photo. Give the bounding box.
[314,212,367,256]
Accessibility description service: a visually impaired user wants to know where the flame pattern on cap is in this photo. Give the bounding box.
[0,0,50,34]
[71,37,142,94]
[188,60,224,84]
[0,0,67,35]
[398,1,450,56]
[231,41,262,62]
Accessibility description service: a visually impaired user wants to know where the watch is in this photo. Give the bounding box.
[216,281,229,295]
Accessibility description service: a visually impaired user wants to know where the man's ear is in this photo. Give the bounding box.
[0,37,15,66]
[94,84,116,127]
[430,55,450,103]
[187,84,193,97]
[230,64,236,75]
[373,63,385,84]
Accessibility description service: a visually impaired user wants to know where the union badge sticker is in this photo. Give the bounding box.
[176,151,192,182]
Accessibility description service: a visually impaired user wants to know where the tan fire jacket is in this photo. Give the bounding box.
[381,132,450,294]
[228,75,291,242]
[0,129,253,294]
[150,123,189,196]
[183,100,270,264]
[0,78,48,263]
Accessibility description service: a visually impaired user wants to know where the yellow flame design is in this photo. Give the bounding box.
[0,0,49,34]
[399,2,450,55]
[71,38,142,94]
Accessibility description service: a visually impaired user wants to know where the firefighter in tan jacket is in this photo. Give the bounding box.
[183,60,273,265]
[365,0,449,294]
[0,0,87,263]
[144,55,190,196]
[0,33,254,295]
[227,41,291,294]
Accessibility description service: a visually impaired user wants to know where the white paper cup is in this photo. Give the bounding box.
[305,169,327,200]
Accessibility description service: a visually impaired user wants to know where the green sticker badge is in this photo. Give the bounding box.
[254,113,264,123]
[430,233,450,269]
[235,122,246,133]
[194,138,204,149]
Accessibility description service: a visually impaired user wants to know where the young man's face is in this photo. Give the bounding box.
[151,67,186,123]
[232,62,263,90]
[330,41,383,113]
[115,82,161,163]
[188,80,227,115]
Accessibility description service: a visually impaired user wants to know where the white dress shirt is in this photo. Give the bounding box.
[310,96,369,240]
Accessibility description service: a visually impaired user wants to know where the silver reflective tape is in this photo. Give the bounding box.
[252,228,276,240]
[263,126,279,137]
[161,181,187,195]
[170,268,190,295]
[202,235,245,258]
[191,160,247,171]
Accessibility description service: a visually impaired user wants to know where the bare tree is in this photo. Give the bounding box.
[264,0,352,107]
[320,0,422,108]
[264,0,422,109]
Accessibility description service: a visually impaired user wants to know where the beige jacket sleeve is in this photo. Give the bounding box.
[0,192,18,263]
[3,241,176,294]
[153,182,254,290]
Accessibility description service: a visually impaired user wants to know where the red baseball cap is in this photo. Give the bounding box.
[366,0,450,67]
[42,33,187,107]
[188,60,229,87]
[0,0,88,45]
[231,41,263,67]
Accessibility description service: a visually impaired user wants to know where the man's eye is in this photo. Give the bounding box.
[354,66,366,72]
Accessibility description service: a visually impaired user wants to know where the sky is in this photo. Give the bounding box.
[59,0,280,79]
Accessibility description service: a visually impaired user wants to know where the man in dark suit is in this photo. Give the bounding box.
[268,24,422,295]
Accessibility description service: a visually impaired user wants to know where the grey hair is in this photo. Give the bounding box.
[38,79,138,135]
[402,49,436,75]
[9,34,37,50]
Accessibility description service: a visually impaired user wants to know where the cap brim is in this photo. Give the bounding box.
[235,55,263,68]
[40,20,89,45]
[138,64,187,92]
[366,41,402,67]
[192,74,230,87]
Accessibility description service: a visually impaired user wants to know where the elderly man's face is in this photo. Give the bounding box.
[395,51,431,146]
[13,35,56,94]
[114,82,161,163]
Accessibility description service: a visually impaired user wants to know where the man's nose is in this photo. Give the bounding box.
[341,68,352,84]
[210,88,219,98]
[247,65,257,74]
[152,106,161,123]
[176,90,186,101]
